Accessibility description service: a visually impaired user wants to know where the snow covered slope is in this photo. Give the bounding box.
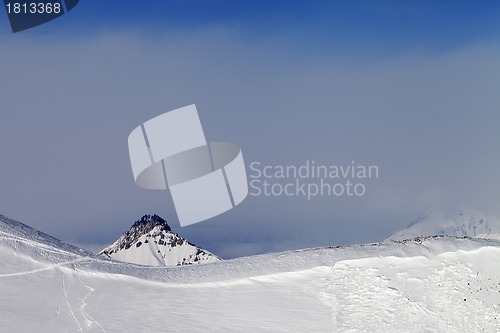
[0,214,94,276]
[99,214,220,266]
[1,214,500,332]
[387,208,500,241]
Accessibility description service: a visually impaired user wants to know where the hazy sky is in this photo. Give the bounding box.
[1,1,500,258]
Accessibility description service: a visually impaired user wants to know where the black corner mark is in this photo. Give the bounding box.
[3,0,79,33]
[63,0,78,11]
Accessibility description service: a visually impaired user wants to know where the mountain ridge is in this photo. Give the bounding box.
[1,212,499,332]
[0,213,93,257]
[386,208,500,241]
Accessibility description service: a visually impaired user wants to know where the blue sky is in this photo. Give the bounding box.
[4,1,500,52]
[1,1,499,257]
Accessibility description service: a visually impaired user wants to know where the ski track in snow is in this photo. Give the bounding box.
[77,274,107,332]
[56,269,107,333]
[62,271,84,333]
[0,257,88,278]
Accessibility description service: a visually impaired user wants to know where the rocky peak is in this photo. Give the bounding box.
[102,214,172,254]
[131,214,171,234]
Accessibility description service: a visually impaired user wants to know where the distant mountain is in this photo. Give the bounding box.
[386,208,500,241]
[99,214,221,267]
